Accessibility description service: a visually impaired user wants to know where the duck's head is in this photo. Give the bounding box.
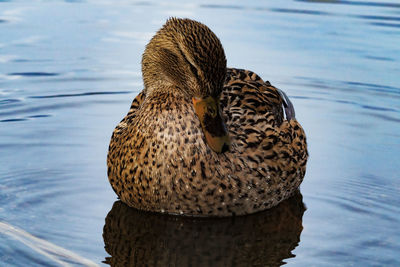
[142,18,230,153]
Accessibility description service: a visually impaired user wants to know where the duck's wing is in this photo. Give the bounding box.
[221,68,308,179]
[222,68,285,127]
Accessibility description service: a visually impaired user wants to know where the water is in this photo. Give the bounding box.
[0,0,399,266]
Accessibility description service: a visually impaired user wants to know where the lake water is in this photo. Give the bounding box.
[1,0,399,266]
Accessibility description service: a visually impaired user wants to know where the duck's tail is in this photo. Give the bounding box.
[276,88,295,121]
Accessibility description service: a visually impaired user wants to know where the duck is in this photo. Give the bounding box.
[107,18,308,217]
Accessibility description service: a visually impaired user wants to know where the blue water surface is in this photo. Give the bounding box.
[1,0,400,266]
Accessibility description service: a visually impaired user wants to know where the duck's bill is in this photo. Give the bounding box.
[192,96,230,153]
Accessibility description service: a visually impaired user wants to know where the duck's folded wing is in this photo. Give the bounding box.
[223,68,308,180]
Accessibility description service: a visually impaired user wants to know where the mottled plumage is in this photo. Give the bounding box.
[107,18,308,216]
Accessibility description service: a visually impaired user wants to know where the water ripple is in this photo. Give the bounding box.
[0,118,27,122]
[0,98,22,105]
[296,77,400,96]
[200,4,242,10]
[370,22,400,29]
[0,221,99,267]
[200,4,332,17]
[0,143,79,148]
[343,81,400,96]
[0,102,84,117]
[27,114,51,118]
[199,2,400,33]
[296,0,400,9]
[357,15,400,22]
[29,91,132,99]
[311,193,399,224]
[8,72,60,77]
[32,76,115,83]
[0,115,51,123]
[367,112,400,123]
[291,94,399,119]
[337,175,400,222]
[270,8,330,16]
[364,55,395,62]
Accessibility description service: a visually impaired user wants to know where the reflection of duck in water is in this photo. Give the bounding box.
[107,18,308,216]
[103,191,305,266]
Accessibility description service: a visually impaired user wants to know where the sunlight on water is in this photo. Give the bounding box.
[0,0,399,266]
[0,221,98,266]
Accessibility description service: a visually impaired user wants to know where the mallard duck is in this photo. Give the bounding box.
[107,18,308,217]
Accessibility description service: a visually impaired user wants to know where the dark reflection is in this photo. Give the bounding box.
[103,191,305,267]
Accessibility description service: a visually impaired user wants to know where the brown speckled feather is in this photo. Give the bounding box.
[107,67,308,216]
